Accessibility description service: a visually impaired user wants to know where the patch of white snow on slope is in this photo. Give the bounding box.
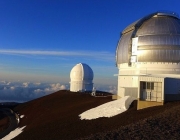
[79,96,135,120]
[1,126,26,140]
[20,115,24,118]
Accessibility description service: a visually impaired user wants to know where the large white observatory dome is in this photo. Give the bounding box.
[70,63,94,92]
[116,11,180,77]
[115,11,180,105]
[116,11,180,65]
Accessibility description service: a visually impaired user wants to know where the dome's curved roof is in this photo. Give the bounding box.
[116,11,180,65]
[70,63,93,81]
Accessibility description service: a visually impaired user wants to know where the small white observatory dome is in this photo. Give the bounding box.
[70,63,94,92]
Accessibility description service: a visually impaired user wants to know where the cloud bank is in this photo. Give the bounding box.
[95,85,117,94]
[0,81,67,102]
[0,81,117,103]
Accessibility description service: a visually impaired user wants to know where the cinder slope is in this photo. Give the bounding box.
[12,90,180,140]
[0,114,9,132]
[82,102,180,140]
[13,91,112,140]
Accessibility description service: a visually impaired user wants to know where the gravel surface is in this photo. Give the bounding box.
[11,90,180,140]
[0,112,9,132]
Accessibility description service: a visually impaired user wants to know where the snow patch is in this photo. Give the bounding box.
[20,115,24,118]
[79,96,135,120]
[1,126,26,140]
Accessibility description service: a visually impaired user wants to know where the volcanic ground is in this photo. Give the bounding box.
[0,113,9,133]
[1,90,180,139]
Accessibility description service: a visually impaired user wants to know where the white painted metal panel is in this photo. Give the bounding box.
[132,37,138,55]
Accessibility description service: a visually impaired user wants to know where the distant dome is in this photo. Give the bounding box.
[116,11,180,64]
[70,63,94,92]
[70,63,93,81]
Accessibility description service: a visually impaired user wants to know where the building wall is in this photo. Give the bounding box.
[70,81,93,92]
[117,62,180,99]
[118,62,180,76]
[70,81,83,92]
[164,78,180,101]
[164,78,180,94]
[124,87,138,98]
[83,82,93,92]
[118,75,138,98]
[117,62,180,109]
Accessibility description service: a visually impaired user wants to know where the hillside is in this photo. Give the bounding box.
[6,90,180,140]
[0,113,9,133]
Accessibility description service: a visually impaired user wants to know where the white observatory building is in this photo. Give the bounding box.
[70,63,94,92]
[116,11,180,109]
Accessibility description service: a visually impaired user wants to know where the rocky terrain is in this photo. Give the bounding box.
[0,113,9,133]
[82,101,180,140]
[1,90,180,139]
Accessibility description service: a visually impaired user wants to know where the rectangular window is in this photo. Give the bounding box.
[143,82,146,89]
[147,82,150,89]
[142,82,154,90]
[151,82,154,90]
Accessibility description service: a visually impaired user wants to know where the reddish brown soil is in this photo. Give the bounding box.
[0,113,9,132]
[82,102,180,140]
[12,90,180,140]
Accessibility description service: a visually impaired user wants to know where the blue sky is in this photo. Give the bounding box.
[0,0,180,90]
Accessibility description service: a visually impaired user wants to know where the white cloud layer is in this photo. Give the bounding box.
[108,86,117,94]
[0,81,117,103]
[95,85,117,94]
[0,81,67,102]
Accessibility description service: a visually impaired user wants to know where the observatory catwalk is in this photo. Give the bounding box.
[115,11,180,109]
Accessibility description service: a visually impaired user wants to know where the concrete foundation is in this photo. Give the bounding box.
[137,99,164,110]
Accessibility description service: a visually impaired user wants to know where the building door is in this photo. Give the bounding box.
[140,81,161,101]
[145,82,154,101]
